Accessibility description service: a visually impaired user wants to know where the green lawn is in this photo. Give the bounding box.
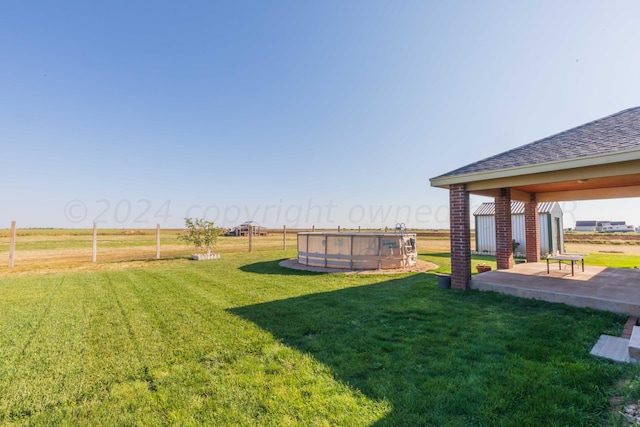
[1,249,639,425]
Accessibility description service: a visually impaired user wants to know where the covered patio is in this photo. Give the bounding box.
[471,262,640,317]
[430,106,640,291]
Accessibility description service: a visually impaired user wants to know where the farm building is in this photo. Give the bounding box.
[474,201,564,257]
[574,220,597,231]
[575,220,634,232]
[229,221,267,237]
[599,221,635,232]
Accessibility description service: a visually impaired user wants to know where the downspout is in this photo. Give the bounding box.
[474,215,479,253]
[547,214,553,255]
[560,214,565,252]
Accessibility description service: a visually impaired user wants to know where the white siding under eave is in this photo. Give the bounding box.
[475,215,496,254]
[511,215,526,257]
[475,213,556,256]
[476,215,528,256]
[539,213,551,256]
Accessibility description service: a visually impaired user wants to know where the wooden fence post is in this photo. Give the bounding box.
[92,222,97,262]
[283,225,287,250]
[8,221,16,268]
[156,224,161,259]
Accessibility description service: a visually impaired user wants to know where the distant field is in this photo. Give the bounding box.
[563,232,640,257]
[0,228,454,275]
[565,231,640,249]
[565,231,640,241]
[0,228,188,275]
[2,228,640,275]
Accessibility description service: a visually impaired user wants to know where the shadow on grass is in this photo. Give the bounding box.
[239,259,322,276]
[420,251,450,257]
[474,254,497,262]
[230,273,628,426]
[109,255,189,264]
[421,252,497,262]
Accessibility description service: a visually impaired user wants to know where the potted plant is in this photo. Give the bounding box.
[177,217,221,260]
[512,239,520,254]
[476,263,492,273]
[436,274,451,289]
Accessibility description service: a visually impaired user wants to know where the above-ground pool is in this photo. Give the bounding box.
[297,232,417,270]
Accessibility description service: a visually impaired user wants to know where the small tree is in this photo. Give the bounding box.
[178,217,220,256]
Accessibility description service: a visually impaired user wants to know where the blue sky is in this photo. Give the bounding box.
[2,1,640,229]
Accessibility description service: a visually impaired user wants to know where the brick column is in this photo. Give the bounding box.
[524,194,540,262]
[449,184,471,289]
[495,188,514,270]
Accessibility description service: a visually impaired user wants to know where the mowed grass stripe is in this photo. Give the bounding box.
[80,273,147,386]
[0,275,87,419]
[1,266,387,426]
[0,276,60,364]
[122,266,390,426]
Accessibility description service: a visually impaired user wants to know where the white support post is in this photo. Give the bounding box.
[156,224,161,259]
[283,225,287,250]
[8,221,16,268]
[92,222,97,263]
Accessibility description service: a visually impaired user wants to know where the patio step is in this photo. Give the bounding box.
[590,316,639,364]
[629,326,640,362]
[590,335,632,363]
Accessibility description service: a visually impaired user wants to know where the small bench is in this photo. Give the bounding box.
[546,254,585,276]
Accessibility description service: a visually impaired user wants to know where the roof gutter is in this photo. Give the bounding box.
[430,148,640,188]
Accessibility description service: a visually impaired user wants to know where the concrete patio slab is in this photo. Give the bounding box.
[470,262,640,317]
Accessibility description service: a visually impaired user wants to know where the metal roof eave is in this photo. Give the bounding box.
[429,147,640,189]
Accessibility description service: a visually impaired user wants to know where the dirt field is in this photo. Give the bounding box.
[565,232,640,243]
[565,242,640,256]
[563,232,640,255]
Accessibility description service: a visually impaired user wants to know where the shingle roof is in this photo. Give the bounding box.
[434,106,640,179]
[473,201,559,216]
